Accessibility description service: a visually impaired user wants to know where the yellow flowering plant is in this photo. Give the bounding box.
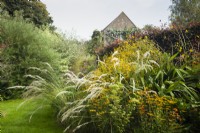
[53,38,199,132]
[130,89,183,132]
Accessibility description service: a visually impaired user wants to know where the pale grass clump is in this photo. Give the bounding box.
[58,71,111,132]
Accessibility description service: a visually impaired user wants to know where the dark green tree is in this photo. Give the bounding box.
[169,0,200,26]
[0,0,53,27]
[87,30,103,55]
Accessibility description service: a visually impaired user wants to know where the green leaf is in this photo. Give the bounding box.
[155,83,161,91]
[179,68,189,75]
[164,80,174,85]
[169,52,179,61]
[173,68,185,81]
[155,70,162,80]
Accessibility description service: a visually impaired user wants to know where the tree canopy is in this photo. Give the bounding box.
[0,0,53,27]
[169,0,200,26]
[87,30,103,55]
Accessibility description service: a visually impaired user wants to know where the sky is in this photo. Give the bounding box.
[41,0,172,40]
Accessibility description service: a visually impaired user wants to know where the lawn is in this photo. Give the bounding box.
[0,99,64,133]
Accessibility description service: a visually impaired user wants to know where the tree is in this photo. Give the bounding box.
[169,0,200,26]
[142,24,160,34]
[0,16,60,99]
[87,30,103,55]
[0,0,53,27]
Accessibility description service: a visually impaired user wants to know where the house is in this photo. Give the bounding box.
[102,11,137,45]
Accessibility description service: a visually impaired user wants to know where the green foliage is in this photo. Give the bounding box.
[104,29,136,42]
[170,0,200,26]
[54,34,97,74]
[60,39,179,132]
[21,36,200,133]
[143,23,200,58]
[96,38,163,83]
[98,23,200,59]
[5,36,196,133]
[0,0,53,27]
[142,24,160,34]
[70,54,97,74]
[0,16,61,99]
[0,14,90,100]
[2,15,196,132]
[87,30,103,55]
[146,53,199,102]
[54,34,85,73]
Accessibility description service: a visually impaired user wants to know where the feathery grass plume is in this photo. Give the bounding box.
[20,63,66,112]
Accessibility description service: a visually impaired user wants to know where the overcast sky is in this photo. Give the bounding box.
[41,0,172,40]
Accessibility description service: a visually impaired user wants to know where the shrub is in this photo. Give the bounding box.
[70,54,97,74]
[96,38,162,82]
[127,90,183,133]
[97,23,200,60]
[145,22,200,57]
[0,15,61,99]
[54,34,97,74]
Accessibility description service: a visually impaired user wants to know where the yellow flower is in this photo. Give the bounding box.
[168,100,176,104]
[147,112,154,116]
[128,98,140,103]
[89,109,96,112]
[189,49,193,53]
[181,54,185,58]
[179,47,182,52]
[124,41,128,45]
[99,111,105,115]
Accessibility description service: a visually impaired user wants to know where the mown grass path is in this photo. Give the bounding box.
[0,99,63,133]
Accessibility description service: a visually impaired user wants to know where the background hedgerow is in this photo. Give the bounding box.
[96,23,200,62]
